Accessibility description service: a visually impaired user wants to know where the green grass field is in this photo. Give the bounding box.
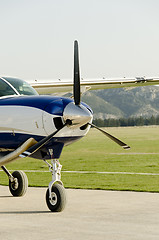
[1,126,159,192]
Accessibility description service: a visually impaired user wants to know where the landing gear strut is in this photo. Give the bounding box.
[1,166,28,197]
[44,159,66,212]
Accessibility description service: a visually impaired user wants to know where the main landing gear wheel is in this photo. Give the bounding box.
[46,183,66,212]
[9,170,28,197]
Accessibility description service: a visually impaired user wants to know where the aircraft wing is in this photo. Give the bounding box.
[27,77,159,95]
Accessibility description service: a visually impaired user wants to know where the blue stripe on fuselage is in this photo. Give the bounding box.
[0,95,73,115]
[0,132,81,150]
[0,132,82,159]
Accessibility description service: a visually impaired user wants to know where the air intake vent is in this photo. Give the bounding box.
[53,117,64,130]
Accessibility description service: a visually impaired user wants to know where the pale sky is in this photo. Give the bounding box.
[0,0,159,80]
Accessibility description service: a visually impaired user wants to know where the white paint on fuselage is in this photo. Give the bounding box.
[0,105,91,139]
[0,106,46,136]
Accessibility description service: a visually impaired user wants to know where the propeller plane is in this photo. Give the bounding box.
[0,41,159,211]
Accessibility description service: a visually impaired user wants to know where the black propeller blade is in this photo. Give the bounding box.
[89,123,130,150]
[73,40,81,105]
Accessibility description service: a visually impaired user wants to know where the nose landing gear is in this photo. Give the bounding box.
[44,159,66,212]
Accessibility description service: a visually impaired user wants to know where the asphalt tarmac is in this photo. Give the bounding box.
[0,185,159,240]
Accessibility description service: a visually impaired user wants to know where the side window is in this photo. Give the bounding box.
[0,79,16,97]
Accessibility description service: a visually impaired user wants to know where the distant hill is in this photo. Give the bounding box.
[81,86,159,119]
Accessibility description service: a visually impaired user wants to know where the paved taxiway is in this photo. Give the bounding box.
[0,186,159,240]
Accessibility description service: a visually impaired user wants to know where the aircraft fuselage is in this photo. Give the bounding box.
[0,95,92,159]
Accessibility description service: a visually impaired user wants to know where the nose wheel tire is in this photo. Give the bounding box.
[9,170,28,197]
[46,183,66,212]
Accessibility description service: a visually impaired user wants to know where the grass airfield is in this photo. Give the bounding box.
[1,126,159,192]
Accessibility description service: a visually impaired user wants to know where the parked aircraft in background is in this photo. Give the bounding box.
[0,41,159,212]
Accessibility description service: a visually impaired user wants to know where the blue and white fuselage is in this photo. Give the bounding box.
[0,77,93,159]
[0,41,132,212]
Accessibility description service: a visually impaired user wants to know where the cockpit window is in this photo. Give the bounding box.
[3,77,38,96]
[0,78,16,97]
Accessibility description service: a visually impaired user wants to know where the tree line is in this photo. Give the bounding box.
[93,115,159,127]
